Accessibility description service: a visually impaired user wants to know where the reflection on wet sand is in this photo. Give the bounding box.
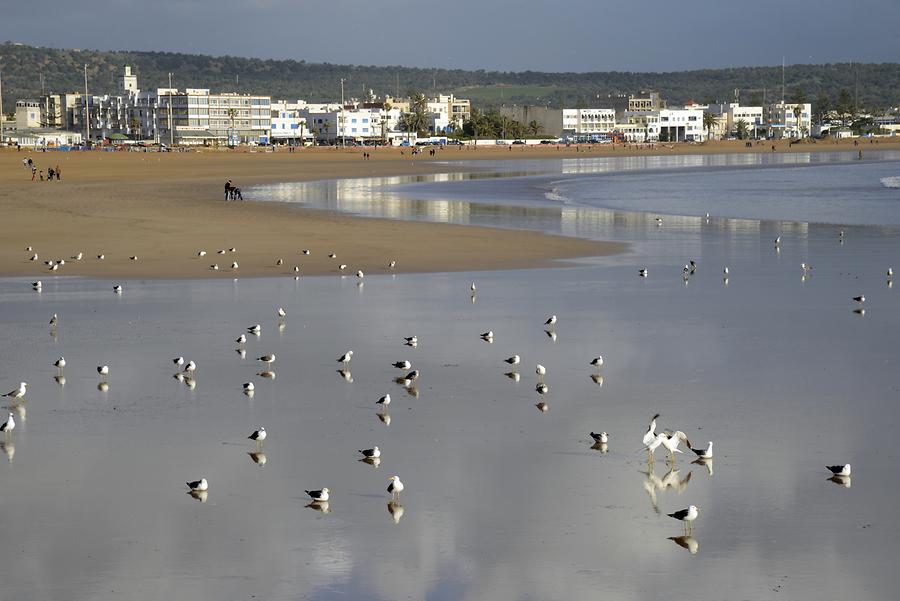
[387,500,404,524]
[248,451,267,467]
[306,501,331,514]
[188,490,208,503]
[828,475,852,488]
[668,535,699,555]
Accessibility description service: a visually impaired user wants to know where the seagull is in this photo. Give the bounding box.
[242,382,255,392]
[339,264,347,271]
[403,336,417,346]
[655,217,663,225]
[231,262,239,269]
[801,263,812,272]
[504,355,521,366]
[248,427,267,442]
[590,432,609,444]
[723,266,729,275]
[853,295,865,303]
[645,432,668,458]
[888,267,894,278]
[236,334,247,345]
[403,369,420,382]
[54,357,66,371]
[389,260,396,269]
[302,249,311,255]
[5,382,27,400]
[827,464,851,476]
[590,356,604,369]
[387,475,404,498]
[305,487,330,502]
[535,383,549,394]
[173,356,185,368]
[186,478,209,492]
[544,315,557,327]
[682,264,690,275]
[97,365,109,380]
[277,307,286,319]
[129,256,138,261]
[113,285,123,294]
[229,248,237,253]
[639,268,648,277]
[276,258,283,266]
[359,447,381,459]
[257,354,276,364]
[470,282,477,292]
[25,246,32,252]
[535,364,546,382]
[328,253,337,259]
[691,441,714,459]
[642,413,661,447]
[210,264,219,270]
[247,324,261,334]
[668,505,699,530]
[32,281,42,290]
[337,350,353,365]
[356,270,364,279]
[377,394,391,406]
[183,360,197,375]
[774,236,781,245]
[198,250,207,257]
[393,361,411,370]
[49,313,59,327]
[97,254,105,260]
[480,330,494,341]
[30,254,38,261]
[0,413,15,434]
[662,431,691,459]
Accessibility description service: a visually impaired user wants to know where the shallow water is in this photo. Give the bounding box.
[3,153,900,600]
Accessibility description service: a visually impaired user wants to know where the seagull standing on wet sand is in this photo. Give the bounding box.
[249,427,267,443]
[691,441,714,459]
[377,394,391,406]
[0,413,15,435]
[257,354,276,365]
[236,334,247,346]
[97,365,109,380]
[173,356,185,369]
[49,313,58,327]
[387,475,404,499]
[54,357,66,372]
[4,382,27,401]
[337,350,353,366]
[248,324,261,335]
[393,361,411,370]
[277,307,286,319]
[662,431,691,461]
[668,505,699,531]
[590,356,604,369]
[183,360,197,375]
[359,447,381,459]
[535,364,546,383]
[305,487,330,502]
[853,295,865,303]
[544,315,557,327]
[590,432,608,444]
[505,355,521,367]
[639,268,648,277]
[187,478,209,492]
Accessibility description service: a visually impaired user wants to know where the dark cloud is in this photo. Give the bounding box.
[1,0,898,72]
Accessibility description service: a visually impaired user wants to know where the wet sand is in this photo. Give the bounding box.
[3,139,896,278]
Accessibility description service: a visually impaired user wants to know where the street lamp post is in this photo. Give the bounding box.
[340,78,345,148]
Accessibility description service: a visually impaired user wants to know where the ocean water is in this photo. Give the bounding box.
[2,152,899,600]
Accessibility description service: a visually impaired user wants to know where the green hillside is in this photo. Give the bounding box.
[2,43,899,115]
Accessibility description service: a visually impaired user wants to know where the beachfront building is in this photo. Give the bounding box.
[15,100,42,129]
[155,89,272,145]
[7,129,83,147]
[426,94,470,132]
[628,91,666,113]
[498,106,615,139]
[70,94,132,141]
[644,108,706,142]
[304,106,404,144]
[270,100,312,145]
[707,103,764,138]
[765,101,812,138]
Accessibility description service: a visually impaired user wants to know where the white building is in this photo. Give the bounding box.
[562,108,616,139]
[644,108,705,142]
[15,100,42,129]
[766,101,812,138]
[707,103,764,138]
[304,106,404,144]
[269,101,311,145]
[156,89,272,145]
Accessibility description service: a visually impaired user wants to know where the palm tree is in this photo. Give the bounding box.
[322,119,330,144]
[735,119,749,140]
[130,116,141,141]
[702,111,717,141]
[792,104,803,138]
[227,108,237,146]
[527,120,543,137]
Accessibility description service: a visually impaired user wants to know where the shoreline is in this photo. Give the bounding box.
[2,139,898,279]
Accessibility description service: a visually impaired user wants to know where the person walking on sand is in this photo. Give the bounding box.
[224,180,232,201]
[31,165,37,181]
[55,165,61,180]
[234,186,243,200]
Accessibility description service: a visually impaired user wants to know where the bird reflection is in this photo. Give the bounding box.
[15,403,26,421]
[405,385,419,398]
[387,500,404,524]
[470,293,477,304]
[54,375,66,387]
[668,535,699,555]
[248,451,268,466]
[590,374,604,386]
[660,467,692,493]
[377,412,392,426]
[236,348,247,358]
[828,475,851,488]
[723,277,729,286]
[1,440,14,463]
[853,308,866,316]
[888,279,893,289]
[188,490,209,503]
[504,371,521,382]
[174,372,185,382]
[337,369,353,382]
[591,442,609,454]
[278,322,286,334]
[184,377,197,390]
[535,402,549,413]
[257,371,276,379]
[306,501,331,513]
[692,457,714,476]
[544,329,557,341]
[360,456,381,468]
[536,383,549,394]
[49,329,58,343]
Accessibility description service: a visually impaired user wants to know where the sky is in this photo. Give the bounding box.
[1,0,898,72]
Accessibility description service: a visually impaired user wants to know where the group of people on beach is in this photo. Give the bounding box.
[23,157,61,182]
[224,180,243,201]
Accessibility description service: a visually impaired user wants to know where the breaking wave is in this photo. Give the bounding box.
[881,176,900,188]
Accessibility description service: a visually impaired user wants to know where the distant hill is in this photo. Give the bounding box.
[2,42,899,115]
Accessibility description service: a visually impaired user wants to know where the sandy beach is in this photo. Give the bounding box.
[2,138,897,278]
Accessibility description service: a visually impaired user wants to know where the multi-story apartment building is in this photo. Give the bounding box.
[706,103,764,138]
[304,106,404,143]
[270,100,311,144]
[562,109,616,138]
[15,100,42,128]
[765,101,812,138]
[646,108,705,142]
[156,89,272,145]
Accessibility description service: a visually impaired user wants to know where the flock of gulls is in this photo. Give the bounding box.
[6,227,872,543]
